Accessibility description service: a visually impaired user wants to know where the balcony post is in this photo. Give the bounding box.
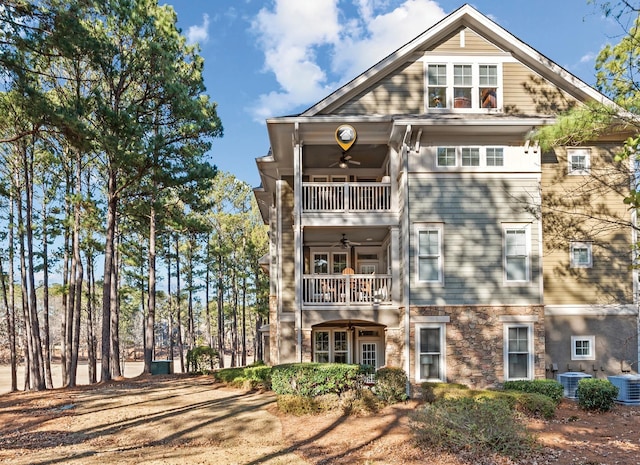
[294,132,303,363]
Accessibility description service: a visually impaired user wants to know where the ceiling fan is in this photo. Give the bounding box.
[332,233,361,248]
[329,153,361,169]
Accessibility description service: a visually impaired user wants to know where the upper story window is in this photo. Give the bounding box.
[437,147,456,166]
[568,148,590,175]
[570,241,592,268]
[416,224,443,283]
[504,224,530,283]
[461,148,480,166]
[486,147,504,166]
[427,62,500,110]
[436,146,505,167]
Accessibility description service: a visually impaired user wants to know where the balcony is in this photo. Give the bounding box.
[302,274,392,306]
[302,182,391,213]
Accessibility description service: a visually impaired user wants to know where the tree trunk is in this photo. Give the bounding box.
[217,253,224,369]
[145,202,156,373]
[101,173,117,382]
[111,223,122,378]
[175,235,184,372]
[0,252,17,392]
[7,196,17,391]
[41,194,53,389]
[231,260,238,368]
[167,252,174,361]
[241,272,247,367]
[205,239,213,348]
[62,167,72,385]
[69,148,84,387]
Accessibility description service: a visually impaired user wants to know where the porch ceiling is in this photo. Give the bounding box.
[304,226,389,246]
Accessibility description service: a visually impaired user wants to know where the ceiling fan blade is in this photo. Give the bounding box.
[329,161,339,167]
[348,159,361,165]
[344,155,352,160]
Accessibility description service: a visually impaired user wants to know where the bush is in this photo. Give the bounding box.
[373,367,408,403]
[271,363,362,397]
[411,397,537,459]
[277,394,321,415]
[576,378,619,412]
[511,391,557,419]
[421,382,470,402]
[212,363,272,389]
[503,379,563,404]
[186,346,219,374]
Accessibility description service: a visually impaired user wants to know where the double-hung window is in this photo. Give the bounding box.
[314,330,349,363]
[504,225,530,282]
[416,225,443,283]
[486,147,504,166]
[453,64,472,108]
[504,324,533,380]
[416,325,445,381]
[570,241,592,268]
[479,65,498,108]
[427,64,447,108]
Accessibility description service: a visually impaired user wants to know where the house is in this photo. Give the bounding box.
[253,4,638,390]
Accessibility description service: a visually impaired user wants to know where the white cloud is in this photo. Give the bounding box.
[580,52,596,64]
[186,13,210,45]
[250,0,445,121]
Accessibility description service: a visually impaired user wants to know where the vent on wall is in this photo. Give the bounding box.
[608,374,640,405]
[558,372,592,399]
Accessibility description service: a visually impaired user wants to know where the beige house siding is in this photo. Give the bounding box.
[542,145,633,306]
[430,28,503,54]
[334,61,424,115]
[503,62,577,115]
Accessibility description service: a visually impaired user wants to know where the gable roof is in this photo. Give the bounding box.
[299,4,615,117]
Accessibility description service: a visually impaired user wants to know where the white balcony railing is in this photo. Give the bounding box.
[302,182,391,212]
[302,274,392,306]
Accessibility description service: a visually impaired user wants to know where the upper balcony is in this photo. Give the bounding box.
[302,181,391,213]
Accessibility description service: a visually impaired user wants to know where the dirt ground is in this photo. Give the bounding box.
[1,374,640,465]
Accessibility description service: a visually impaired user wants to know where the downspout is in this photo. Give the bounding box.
[402,125,412,389]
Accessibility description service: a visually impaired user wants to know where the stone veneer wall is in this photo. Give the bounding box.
[385,328,404,368]
[410,305,545,389]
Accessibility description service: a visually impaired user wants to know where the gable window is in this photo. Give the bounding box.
[486,147,504,166]
[570,241,592,268]
[453,64,472,108]
[425,61,501,110]
[416,324,446,382]
[571,335,595,360]
[416,225,443,283]
[504,324,533,380]
[504,225,530,282]
[461,147,480,166]
[479,65,498,108]
[427,64,447,108]
[568,148,590,175]
[437,147,456,167]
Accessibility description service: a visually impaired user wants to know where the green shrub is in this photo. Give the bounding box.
[212,364,272,389]
[411,397,537,459]
[373,367,408,404]
[271,363,362,397]
[420,382,469,402]
[510,391,557,419]
[576,378,619,412]
[186,346,219,374]
[503,379,563,404]
[277,394,320,415]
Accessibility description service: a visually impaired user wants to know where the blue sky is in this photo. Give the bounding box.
[164,0,621,188]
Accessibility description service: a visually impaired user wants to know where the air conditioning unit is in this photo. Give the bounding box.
[608,374,640,405]
[558,372,592,399]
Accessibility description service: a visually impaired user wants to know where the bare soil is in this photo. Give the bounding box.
[1,374,639,465]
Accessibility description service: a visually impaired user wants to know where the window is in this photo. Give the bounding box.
[504,225,530,282]
[427,64,447,108]
[479,65,498,108]
[453,64,472,108]
[461,147,480,166]
[314,331,330,363]
[570,241,592,268]
[571,335,595,360]
[417,225,442,282]
[425,62,500,110]
[416,325,445,381]
[314,253,329,274]
[437,147,456,167]
[313,330,350,363]
[568,148,590,175]
[504,324,533,380]
[486,147,504,166]
[332,253,347,274]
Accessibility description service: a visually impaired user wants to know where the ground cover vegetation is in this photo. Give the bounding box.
[0,0,269,393]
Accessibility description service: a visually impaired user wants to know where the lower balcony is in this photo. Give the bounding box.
[302,274,392,306]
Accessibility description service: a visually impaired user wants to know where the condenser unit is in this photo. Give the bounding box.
[558,372,592,399]
[608,374,640,405]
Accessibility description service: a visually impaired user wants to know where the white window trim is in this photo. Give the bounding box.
[435,146,506,168]
[570,241,593,268]
[415,323,446,382]
[436,147,457,167]
[503,223,531,284]
[567,148,591,175]
[313,329,351,363]
[503,323,534,381]
[415,223,444,284]
[311,248,350,274]
[424,59,503,112]
[571,335,595,361]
